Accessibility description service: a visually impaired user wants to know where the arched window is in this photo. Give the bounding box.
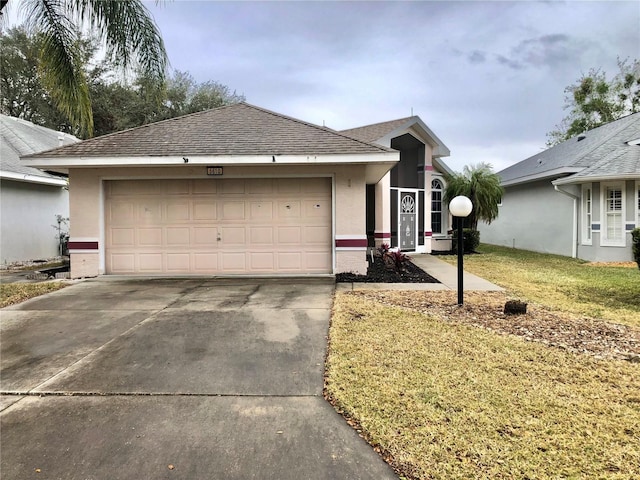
[431,179,443,234]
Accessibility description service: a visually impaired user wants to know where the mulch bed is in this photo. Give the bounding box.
[336,255,439,283]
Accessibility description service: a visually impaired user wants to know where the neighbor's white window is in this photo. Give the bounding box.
[636,181,640,227]
[581,184,592,245]
[431,178,443,234]
[601,183,625,246]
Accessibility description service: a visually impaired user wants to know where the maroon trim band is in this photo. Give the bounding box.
[68,241,99,250]
[424,165,434,171]
[374,232,391,239]
[335,239,368,248]
[424,232,433,237]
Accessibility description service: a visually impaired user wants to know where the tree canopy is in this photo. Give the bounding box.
[444,163,504,231]
[0,26,244,138]
[1,0,167,136]
[547,58,640,145]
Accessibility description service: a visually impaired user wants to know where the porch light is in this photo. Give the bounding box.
[449,195,473,306]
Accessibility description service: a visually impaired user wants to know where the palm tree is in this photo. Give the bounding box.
[444,162,504,230]
[1,0,167,137]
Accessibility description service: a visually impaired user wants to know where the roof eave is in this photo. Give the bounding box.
[21,152,400,170]
[0,169,68,186]
[553,172,640,186]
[501,167,583,187]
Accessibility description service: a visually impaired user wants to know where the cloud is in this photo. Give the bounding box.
[468,50,487,64]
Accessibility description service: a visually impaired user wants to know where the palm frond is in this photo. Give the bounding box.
[22,0,93,136]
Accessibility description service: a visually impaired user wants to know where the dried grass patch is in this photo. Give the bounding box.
[0,282,68,308]
[325,293,640,479]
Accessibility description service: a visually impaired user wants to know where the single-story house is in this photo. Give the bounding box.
[341,117,452,253]
[22,103,452,278]
[1,115,78,264]
[479,112,640,262]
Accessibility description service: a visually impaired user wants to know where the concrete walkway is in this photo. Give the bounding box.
[337,254,503,291]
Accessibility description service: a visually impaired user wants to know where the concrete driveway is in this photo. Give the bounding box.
[1,278,397,480]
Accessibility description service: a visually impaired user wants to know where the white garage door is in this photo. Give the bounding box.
[105,178,332,275]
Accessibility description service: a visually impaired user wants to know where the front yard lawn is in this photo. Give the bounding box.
[439,244,640,327]
[0,282,68,308]
[326,293,640,479]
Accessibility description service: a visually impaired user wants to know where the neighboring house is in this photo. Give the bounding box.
[341,116,452,253]
[22,103,401,277]
[480,112,640,262]
[0,115,78,265]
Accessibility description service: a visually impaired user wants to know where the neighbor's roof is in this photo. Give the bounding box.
[23,102,394,159]
[0,115,77,185]
[500,112,640,186]
[341,115,451,159]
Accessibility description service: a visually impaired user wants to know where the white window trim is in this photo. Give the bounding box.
[636,180,640,229]
[581,183,592,245]
[431,178,444,235]
[600,182,626,247]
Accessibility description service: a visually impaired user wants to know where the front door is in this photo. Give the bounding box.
[399,191,416,251]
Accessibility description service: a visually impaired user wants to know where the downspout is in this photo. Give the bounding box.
[554,185,578,258]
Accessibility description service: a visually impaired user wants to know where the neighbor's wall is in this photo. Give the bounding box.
[479,179,574,256]
[67,164,369,277]
[0,179,69,264]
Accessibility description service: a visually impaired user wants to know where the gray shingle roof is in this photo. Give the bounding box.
[340,117,414,143]
[499,112,640,185]
[23,103,393,159]
[1,115,78,179]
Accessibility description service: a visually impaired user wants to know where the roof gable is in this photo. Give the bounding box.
[500,112,640,186]
[23,102,393,159]
[340,116,450,158]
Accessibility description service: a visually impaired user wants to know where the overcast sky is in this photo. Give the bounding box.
[6,0,640,172]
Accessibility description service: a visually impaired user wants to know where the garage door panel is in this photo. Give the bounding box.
[167,253,190,271]
[277,226,301,244]
[138,228,162,246]
[249,252,275,270]
[278,201,301,219]
[278,252,302,270]
[110,254,136,272]
[193,253,218,271]
[193,180,217,194]
[249,201,273,220]
[194,227,217,245]
[250,227,273,244]
[111,228,135,246]
[166,227,190,246]
[106,178,331,275]
[222,201,245,220]
[166,180,190,195]
[220,227,245,245]
[220,252,246,272]
[193,201,217,220]
[139,253,163,272]
[166,202,190,222]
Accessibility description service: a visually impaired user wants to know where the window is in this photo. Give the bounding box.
[431,178,443,234]
[581,184,592,245]
[636,181,640,228]
[601,183,625,246]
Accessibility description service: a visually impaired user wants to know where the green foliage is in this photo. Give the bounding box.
[632,228,640,270]
[444,162,504,230]
[547,58,640,146]
[10,0,168,137]
[0,27,244,138]
[452,228,480,253]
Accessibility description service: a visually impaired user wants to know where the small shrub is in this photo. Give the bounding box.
[377,243,390,256]
[384,250,411,272]
[632,228,640,269]
[452,228,480,253]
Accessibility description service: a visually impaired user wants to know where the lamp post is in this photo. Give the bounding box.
[449,195,473,306]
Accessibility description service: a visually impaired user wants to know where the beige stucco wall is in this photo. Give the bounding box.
[67,163,370,277]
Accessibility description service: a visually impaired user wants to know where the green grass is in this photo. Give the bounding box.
[326,294,640,479]
[439,244,640,327]
[0,282,68,308]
